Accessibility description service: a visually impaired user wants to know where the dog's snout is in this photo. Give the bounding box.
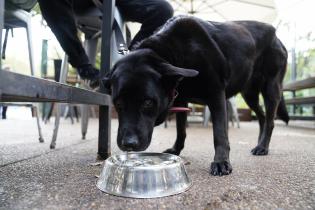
[117,127,152,152]
[122,136,139,151]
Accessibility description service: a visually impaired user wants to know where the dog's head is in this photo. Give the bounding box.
[103,49,198,151]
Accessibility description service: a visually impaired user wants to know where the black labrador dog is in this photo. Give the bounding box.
[103,16,289,176]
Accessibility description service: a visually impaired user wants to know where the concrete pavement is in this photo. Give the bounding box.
[0,116,314,210]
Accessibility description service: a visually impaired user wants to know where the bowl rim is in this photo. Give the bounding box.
[96,152,192,198]
[96,179,193,199]
[105,152,184,170]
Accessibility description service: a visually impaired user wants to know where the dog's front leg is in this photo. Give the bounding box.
[208,92,232,176]
[164,103,188,156]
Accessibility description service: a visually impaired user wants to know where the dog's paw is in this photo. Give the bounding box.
[251,146,268,155]
[163,148,181,156]
[210,161,232,176]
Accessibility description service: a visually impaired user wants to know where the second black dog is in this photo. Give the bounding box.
[104,16,289,176]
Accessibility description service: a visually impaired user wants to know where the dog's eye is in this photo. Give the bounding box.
[143,99,154,109]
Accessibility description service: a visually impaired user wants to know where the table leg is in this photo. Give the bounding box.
[98,0,115,159]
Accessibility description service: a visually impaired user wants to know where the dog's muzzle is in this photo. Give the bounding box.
[121,136,139,151]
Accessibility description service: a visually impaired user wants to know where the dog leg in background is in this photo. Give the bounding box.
[242,89,266,142]
[251,79,280,155]
[164,102,188,155]
[209,91,232,176]
[251,38,287,155]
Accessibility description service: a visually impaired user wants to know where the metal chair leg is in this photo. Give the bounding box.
[51,104,61,149]
[63,105,74,124]
[84,38,98,64]
[26,17,35,76]
[44,103,54,124]
[229,97,240,128]
[203,107,211,127]
[63,105,69,118]
[90,106,97,118]
[74,106,80,122]
[80,38,98,140]
[51,54,69,149]
[81,105,89,140]
[2,29,9,59]
[25,15,45,142]
[33,105,44,143]
[69,106,75,124]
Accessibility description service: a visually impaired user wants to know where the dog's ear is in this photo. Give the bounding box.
[145,49,198,89]
[157,62,199,90]
[159,63,199,78]
[145,49,199,78]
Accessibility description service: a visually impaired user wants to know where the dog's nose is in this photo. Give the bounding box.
[122,136,139,151]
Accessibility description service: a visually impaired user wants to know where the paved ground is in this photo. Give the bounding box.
[0,110,315,210]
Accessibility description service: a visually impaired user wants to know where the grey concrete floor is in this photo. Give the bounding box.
[0,113,315,210]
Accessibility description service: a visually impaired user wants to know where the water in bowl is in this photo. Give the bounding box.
[112,152,178,168]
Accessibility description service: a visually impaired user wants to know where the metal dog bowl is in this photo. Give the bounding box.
[96,152,191,198]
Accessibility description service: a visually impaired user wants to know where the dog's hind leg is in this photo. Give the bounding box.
[242,89,265,143]
[251,39,287,155]
[163,102,188,155]
[251,79,281,155]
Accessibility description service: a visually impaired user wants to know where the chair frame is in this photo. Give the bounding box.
[50,4,128,149]
[0,0,115,159]
[2,7,44,142]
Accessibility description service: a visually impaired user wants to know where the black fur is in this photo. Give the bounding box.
[105,16,289,176]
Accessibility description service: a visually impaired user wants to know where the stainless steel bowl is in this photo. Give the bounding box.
[96,152,191,198]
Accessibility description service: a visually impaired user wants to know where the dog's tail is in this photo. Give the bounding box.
[277,94,289,125]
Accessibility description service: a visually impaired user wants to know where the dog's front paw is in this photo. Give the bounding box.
[210,161,232,176]
[163,148,181,156]
[251,146,268,155]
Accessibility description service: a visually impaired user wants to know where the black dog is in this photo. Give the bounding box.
[104,16,289,176]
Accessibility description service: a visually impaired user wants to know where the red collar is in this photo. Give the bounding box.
[168,89,191,112]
